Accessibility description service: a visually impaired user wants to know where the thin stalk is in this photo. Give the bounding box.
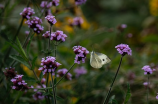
[54,63,75,87]
[13,91,23,104]
[46,73,51,104]
[54,41,57,58]
[48,25,52,52]
[51,74,56,104]
[147,74,150,104]
[103,55,123,104]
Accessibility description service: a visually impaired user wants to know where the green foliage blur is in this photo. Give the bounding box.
[0,0,158,104]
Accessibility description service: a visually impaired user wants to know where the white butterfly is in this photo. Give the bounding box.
[90,51,111,68]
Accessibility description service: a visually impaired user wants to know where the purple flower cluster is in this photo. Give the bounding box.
[121,24,127,29]
[156,93,158,100]
[115,44,132,56]
[75,0,87,5]
[11,75,33,91]
[38,56,61,75]
[143,82,148,86]
[20,7,35,19]
[4,67,17,79]
[117,24,127,32]
[45,15,57,25]
[33,78,46,100]
[57,68,72,80]
[25,16,44,34]
[142,65,154,75]
[40,1,52,9]
[52,0,60,6]
[42,31,50,38]
[74,67,87,78]
[70,17,83,27]
[50,30,67,42]
[73,46,89,64]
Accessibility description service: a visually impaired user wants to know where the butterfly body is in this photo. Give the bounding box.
[90,51,111,68]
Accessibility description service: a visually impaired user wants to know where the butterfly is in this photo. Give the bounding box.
[90,51,111,68]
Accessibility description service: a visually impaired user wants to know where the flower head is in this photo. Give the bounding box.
[11,75,32,91]
[70,17,83,27]
[38,56,61,75]
[73,46,89,64]
[156,93,158,100]
[50,30,67,42]
[74,67,87,78]
[25,16,44,34]
[115,44,132,56]
[45,15,57,25]
[42,31,50,38]
[75,0,87,5]
[52,0,60,6]
[142,65,154,75]
[57,68,72,80]
[40,1,52,9]
[4,67,17,79]
[20,7,35,19]
[33,92,45,100]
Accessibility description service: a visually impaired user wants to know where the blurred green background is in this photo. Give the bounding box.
[0,0,158,104]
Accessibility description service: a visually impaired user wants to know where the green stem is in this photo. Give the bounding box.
[13,91,23,104]
[51,74,56,104]
[48,25,52,53]
[54,63,75,87]
[147,74,150,104]
[103,55,123,104]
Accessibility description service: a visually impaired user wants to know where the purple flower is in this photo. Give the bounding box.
[25,16,44,34]
[25,31,30,35]
[42,31,50,38]
[156,93,158,100]
[33,92,45,100]
[4,67,17,79]
[45,15,57,25]
[75,0,87,5]
[142,65,154,75]
[70,17,83,27]
[143,82,148,86]
[50,30,67,42]
[52,0,60,6]
[11,75,32,91]
[74,67,87,78]
[73,46,89,64]
[115,44,132,56]
[57,68,72,80]
[25,17,44,34]
[121,24,127,29]
[20,7,35,19]
[38,56,61,75]
[40,1,52,9]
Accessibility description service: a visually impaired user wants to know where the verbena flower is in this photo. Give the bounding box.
[52,0,60,6]
[33,92,45,100]
[74,67,87,78]
[156,93,158,100]
[57,68,72,80]
[115,44,132,56]
[70,17,83,27]
[40,1,52,9]
[25,16,44,34]
[20,7,35,19]
[42,31,50,38]
[143,82,148,86]
[142,65,154,75]
[11,75,32,91]
[75,0,87,5]
[4,67,17,79]
[45,15,57,25]
[117,24,127,32]
[73,46,89,64]
[50,30,67,42]
[25,31,30,35]
[38,56,61,75]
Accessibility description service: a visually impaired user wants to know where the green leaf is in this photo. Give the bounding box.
[112,99,118,104]
[26,33,34,56]
[124,83,131,104]
[43,92,50,96]
[56,96,65,102]
[16,37,27,59]
[3,77,7,89]
[31,56,37,70]
[22,76,36,82]
[109,95,115,104]
[10,55,30,69]
[39,71,44,80]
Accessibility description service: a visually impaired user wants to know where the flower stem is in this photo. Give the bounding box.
[54,63,76,87]
[147,74,150,104]
[51,74,56,104]
[103,55,123,104]
[13,91,23,104]
[48,25,52,53]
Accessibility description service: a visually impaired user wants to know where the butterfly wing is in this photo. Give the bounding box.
[90,51,103,68]
[95,52,111,65]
